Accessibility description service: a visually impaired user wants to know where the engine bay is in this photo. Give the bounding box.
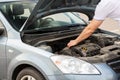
[39,33,120,62]
[22,31,120,62]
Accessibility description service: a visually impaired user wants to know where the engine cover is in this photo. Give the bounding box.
[90,34,115,47]
[59,43,101,57]
[71,43,101,57]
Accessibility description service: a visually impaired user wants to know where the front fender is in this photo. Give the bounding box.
[7,53,62,80]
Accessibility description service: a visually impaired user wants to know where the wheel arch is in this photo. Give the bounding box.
[7,53,54,80]
[12,64,47,80]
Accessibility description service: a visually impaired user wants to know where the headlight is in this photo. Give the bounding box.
[50,55,100,74]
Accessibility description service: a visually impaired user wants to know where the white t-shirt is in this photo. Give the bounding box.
[94,0,120,23]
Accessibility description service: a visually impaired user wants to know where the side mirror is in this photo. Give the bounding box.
[0,27,4,35]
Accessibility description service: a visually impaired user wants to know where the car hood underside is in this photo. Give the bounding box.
[21,0,95,31]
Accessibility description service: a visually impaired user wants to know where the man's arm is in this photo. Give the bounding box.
[67,19,103,48]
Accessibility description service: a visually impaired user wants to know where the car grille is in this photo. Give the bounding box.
[107,57,120,73]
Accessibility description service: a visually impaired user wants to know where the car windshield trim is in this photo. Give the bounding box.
[23,23,86,34]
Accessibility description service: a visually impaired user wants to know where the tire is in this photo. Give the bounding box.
[16,67,46,80]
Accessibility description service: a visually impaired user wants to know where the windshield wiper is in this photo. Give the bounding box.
[24,26,69,34]
[64,23,86,27]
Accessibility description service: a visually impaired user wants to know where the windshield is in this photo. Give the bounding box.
[0,1,36,31]
[27,12,87,32]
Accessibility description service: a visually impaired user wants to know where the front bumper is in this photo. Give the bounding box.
[46,63,118,80]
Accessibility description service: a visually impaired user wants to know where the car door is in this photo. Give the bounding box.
[0,20,7,79]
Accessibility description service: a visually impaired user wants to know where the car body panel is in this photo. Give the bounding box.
[0,26,7,79]
[0,12,10,79]
[5,35,59,80]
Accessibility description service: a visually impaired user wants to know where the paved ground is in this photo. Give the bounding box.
[79,13,120,34]
[100,18,120,34]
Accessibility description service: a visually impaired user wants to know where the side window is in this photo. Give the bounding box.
[9,4,30,30]
[0,2,33,31]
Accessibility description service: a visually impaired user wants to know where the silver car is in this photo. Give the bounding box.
[0,0,120,80]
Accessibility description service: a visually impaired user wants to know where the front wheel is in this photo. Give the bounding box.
[16,67,45,80]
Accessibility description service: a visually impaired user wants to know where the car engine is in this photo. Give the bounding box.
[59,43,101,57]
[37,33,120,58]
[57,33,119,57]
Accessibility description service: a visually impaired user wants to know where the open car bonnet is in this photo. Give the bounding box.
[20,0,96,31]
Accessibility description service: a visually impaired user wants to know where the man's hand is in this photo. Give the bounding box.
[67,40,78,48]
[67,19,103,48]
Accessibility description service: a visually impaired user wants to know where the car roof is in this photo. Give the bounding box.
[0,0,38,2]
[0,0,20,2]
